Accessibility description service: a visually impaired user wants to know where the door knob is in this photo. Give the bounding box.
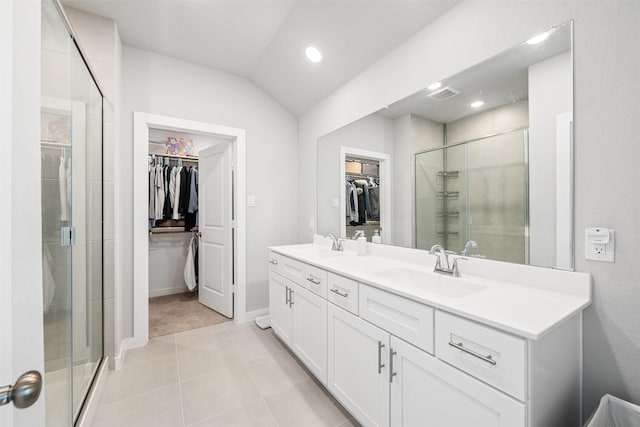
[0,371,42,409]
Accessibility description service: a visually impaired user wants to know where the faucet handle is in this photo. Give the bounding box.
[451,257,468,277]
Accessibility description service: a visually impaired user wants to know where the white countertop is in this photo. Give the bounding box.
[269,241,591,340]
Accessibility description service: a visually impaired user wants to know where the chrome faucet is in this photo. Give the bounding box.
[430,244,466,277]
[462,240,478,256]
[352,230,365,240]
[324,233,344,251]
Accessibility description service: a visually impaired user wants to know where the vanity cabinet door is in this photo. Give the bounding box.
[328,304,390,427]
[269,271,292,345]
[390,336,526,427]
[291,284,327,384]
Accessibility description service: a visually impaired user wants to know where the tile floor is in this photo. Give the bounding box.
[92,321,359,427]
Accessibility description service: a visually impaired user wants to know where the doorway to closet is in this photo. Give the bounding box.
[131,112,247,355]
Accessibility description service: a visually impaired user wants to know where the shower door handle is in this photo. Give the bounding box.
[0,371,42,409]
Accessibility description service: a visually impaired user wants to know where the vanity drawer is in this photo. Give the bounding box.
[268,251,282,274]
[435,311,527,401]
[279,255,306,286]
[305,265,328,298]
[359,284,434,354]
[327,273,358,315]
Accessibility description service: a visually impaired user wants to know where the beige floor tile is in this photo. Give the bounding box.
[175,323,230,351]
[180,365,260,425]
[188,398,277,427]
[124,333,176,366]
[337,417,362,427]
[245,350,310,396]
[100,354,179,405]
[92,384,183,427]
[177,339,243,381]
[264,379,349,427]
[230,328,284,362]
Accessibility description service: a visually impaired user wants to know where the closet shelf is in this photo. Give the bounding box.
[41,140,71,148]
[149,226,199,235]
[149,153,199,162]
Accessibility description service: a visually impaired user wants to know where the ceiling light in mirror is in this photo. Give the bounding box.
[305,45,324,63]
[526,31,551,45]
[428,81,442,91]
[470,100,484,108]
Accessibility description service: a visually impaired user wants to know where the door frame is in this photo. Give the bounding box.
[132,112,246,350]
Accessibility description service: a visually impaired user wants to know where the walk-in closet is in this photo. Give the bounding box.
[147,128,231,337]
[345,157,381,241]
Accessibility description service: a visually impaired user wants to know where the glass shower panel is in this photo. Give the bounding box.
[466,131,527,263]
[415,144,467,252]
[41,1,73,425]
[41,0,103,424]
[70,37,103,420]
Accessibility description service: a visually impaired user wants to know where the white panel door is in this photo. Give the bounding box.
[198,142,233,317]
[328,304,390,427]
[269,272,292,344]
[291,283,327,384]
[390,336,526,427]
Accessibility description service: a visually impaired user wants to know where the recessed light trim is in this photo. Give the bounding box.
[428,82,442,91]
[305,45,324,63]
[526,31,550,45]
[470,100,484,108]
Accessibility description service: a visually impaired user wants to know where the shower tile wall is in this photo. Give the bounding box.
[66,7,121,360]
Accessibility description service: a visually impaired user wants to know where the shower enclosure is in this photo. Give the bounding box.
[41,0,104,425]
[415,129,528,264]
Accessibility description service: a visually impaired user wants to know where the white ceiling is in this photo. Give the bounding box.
[62,0,459,114]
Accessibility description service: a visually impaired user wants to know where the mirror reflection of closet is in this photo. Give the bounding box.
[345,157,380,241]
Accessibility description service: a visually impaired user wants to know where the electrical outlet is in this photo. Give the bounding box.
[585,227,615,262]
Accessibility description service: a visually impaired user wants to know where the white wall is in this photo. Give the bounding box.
[123,46,299,321]
[299,1,640,418]
[446,101,528,145]
[528,52,572,267]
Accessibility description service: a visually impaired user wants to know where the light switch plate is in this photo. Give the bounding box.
[332,198,339,208]
[247,195,256,207]
[585,227,615,262]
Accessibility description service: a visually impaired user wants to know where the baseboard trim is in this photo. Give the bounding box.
[149,287,190,298]
[76,357,109,427]
[242,308,269,322]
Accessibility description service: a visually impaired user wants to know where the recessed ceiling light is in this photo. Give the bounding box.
[526,31,550,45]
[428,82,442,91]
[305,45,323,63]
[470,100,484,108]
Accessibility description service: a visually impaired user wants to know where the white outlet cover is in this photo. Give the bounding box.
[247,195,256,207]
[585,227,615,262]
[332,198,339,208]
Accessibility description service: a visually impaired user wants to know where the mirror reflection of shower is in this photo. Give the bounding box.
[345,157,380,241]
[415,129,529,264]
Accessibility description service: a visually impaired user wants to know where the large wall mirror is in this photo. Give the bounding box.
[317,20,573,270]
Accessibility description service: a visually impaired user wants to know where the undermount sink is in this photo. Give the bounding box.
[373,267,487,298]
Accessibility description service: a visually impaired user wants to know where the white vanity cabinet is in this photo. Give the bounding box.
[327,303,390,427]
[390,336,525,427]
[268,253,328,383]
[268,246,586,427]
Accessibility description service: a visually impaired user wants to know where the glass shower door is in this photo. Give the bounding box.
[41,0,103,424]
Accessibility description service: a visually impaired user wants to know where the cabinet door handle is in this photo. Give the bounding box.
[269,259,278,265]
[289,288,294,307]
[377,341,386,374]
[285,286,290,305]
[389,348,397,383]
[330,288,349,298]
[448,341,497,366]
[306,277,321,285]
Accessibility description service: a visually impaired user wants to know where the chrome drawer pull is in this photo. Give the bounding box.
[448,341,497,366]
[289,289,294,307]
[389,348,397,383]
[306,277,321,285]
[269,259,278,265]
[330,288,349,298]
[377,341,386,374]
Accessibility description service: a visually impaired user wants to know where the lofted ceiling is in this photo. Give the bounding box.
[62,0,459,115]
